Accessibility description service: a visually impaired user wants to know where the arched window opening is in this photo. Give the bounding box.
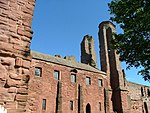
[86,103,91,113]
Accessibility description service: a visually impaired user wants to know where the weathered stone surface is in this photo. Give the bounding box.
[0,63,7,80]
[22,68,30,75]
[22,75,30,83]
[81,35,97,68]
[0,89,16,101]
[9,73,22,80]
[6,79,22,87]
[64,56,76,62]
[8,87,17,93]
[15,57,23,67]
[7,109,26,113]
[17,87,28,94]
[0,0,149,112]
[5,101,16,109]
[1,57,15,66]
[22,60,30,69]
[15,94,28,102]
[0,0,35,111]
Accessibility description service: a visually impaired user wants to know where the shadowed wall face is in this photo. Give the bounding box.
[0,0,35,113]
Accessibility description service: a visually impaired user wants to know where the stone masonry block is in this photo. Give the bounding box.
[0,0,9,5]
[8,87,17,93]
[9,73,22,80]
[22,60,30,69]
[15,57,22,67]
[15,94,28,102]
[0,42,13,53]
[0,63,7,79]
[5,101,16,109]
[22,68,30,75]
[7,79,22,87]
[7,109,26,113]
[1,57,15,66]
[17,88,28,95]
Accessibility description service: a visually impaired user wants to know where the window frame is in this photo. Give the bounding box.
[53,70,60,80]
[42,99,46,110]
[85,77,91,85]
[70,74,76,83]
[35,67,42,77]
[70,100,73,110]
[98,79,103,87]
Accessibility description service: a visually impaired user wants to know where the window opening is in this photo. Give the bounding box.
[42,99,46,110]
[54,70,60,80]
[71,74,76,83]
[70,100,73,110]
[35,67,42,77]
[99,102,102,111]
[98,79,103,87]
[86,77,91,85]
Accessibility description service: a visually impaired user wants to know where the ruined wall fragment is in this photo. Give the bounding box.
[0,0,35,112]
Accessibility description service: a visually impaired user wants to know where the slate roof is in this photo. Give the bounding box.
[31,51,106,75]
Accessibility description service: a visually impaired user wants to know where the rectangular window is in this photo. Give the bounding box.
[99,102,101,111]
[70,100,73,110]
[98,79,103,87]
[54,70,60,80]
[42,99,46,110]
[71,74,76,83]
[35,67,42,77]
[86,77,91,85]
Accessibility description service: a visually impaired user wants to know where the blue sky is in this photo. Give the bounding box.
[31,0,149,86]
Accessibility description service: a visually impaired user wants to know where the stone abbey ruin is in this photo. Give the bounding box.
[0,0,150,113]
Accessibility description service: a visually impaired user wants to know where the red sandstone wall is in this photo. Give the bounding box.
[29,59,107,113]
[0,0,35,113]
[127,82,150,113]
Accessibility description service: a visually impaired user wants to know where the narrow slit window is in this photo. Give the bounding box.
[54,70,60,80]
[42,99,46,110]
[99,102,102,111]
[35,67,42,77]
[70,100,73,110]
[71,74,76,83]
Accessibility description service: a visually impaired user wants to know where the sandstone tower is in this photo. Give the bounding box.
[98,21,130,113]
[81,35,97,68]
[0,0,35,113]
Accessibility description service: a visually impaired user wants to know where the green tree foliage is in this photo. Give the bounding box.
[108,0,150,81]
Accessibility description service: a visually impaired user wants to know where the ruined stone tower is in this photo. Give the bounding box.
[81,35,97,68]
[98,21,130,113]
[0,0,35,113]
